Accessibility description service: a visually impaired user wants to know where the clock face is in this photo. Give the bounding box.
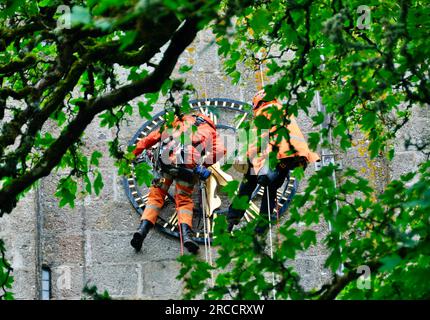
[124,98,298,243]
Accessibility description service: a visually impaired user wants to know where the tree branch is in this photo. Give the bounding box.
[318,236,430,299]
[0,18,200,215]
[0,54,37,75]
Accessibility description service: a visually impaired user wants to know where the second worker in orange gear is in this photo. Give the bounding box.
[227,90,320,232]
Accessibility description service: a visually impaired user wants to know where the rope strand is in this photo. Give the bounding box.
[201,181,215,286]
[260,63,265,88]
[266,187,276,300]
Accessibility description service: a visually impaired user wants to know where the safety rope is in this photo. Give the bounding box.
[266,187,276,300]
[206,216,214,277]
[201,187,209,262]
[201,181,215,286]
[275,196,281,248]
[256,48,266,90]
[259,63,265,88]
[275,177,290,248]
[177,212,185,256]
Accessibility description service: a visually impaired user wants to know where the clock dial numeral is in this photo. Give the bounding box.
[244,201,259,221]
[199,106,218,126]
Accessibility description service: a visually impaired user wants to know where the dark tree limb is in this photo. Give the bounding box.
[0,54,37,75]
[318,236,430,299]
[0,18,200,215]
[0,22,45,51]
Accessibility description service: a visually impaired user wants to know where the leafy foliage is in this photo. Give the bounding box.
[82,284,111,300]
[178,0,430,300]
[0,0,253,299]
[1,0,253,215]
[0,240,14,300]
[0,0,429,300]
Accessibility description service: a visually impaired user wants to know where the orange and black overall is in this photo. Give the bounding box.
[227,100,320,227]
[133,114,226,229]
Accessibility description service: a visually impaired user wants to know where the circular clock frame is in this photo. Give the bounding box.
[123,98,298,244]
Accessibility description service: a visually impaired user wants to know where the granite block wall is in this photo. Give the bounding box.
[1,30,428,299]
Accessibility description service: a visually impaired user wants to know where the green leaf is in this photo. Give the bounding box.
[84,175,92,194]
[0,0,25,18]
[311,112,325,126]
[291,166,305,180]
[308,132,320,151]
[229,70,241,84]
[249,8,270,34]
[361,111,377,131]
[135,162,153,187]
[99,111,117,128]
[162,0,179,10]
[253,115,271,129]
[379,254,402,272]
[38,0,53,8]
[231,195,250,211]
[124,104,133,116]
[368,139,381,159]
[221,180,239,199]
[301,230,317,249]
[70,6,91,26]
[325,249,342,273]
[128,67,149,81]
[90,151,103,166]
[4,291,14,300]
[179,65,193,74]
[55,176,78,208]
[161,79,173,96]
[51,110,66,126]
[91,0,124,15]
[138,101,154,120]
[120,31,138,51]
[93,172,104,196]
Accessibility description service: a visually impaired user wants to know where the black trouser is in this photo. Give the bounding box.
[227,164,289,226]
[227,157,306,228]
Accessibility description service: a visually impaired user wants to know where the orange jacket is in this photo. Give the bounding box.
[133,114,226,168]
[248,101,320,173]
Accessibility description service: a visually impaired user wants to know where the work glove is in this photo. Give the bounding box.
[194,165,211,181]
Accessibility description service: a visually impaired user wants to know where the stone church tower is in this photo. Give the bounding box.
[1,30,428,299]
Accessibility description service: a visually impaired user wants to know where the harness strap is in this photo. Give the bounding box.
[193,114,216,130]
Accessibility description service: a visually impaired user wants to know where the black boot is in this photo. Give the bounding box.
[131,220,153,252]
[180,223,199,254]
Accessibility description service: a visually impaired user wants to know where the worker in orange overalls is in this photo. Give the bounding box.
[227,89,320,232]
[131,112,226,253]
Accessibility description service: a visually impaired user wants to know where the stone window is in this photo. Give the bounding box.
[41,266,51,300]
